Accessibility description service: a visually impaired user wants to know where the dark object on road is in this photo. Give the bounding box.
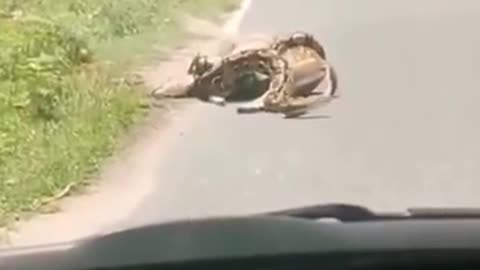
[153,32,339,119]
[3,203,480,270]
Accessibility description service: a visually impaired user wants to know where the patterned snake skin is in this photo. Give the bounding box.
[155,31,338,118]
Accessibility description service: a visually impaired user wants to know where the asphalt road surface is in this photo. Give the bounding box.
[126,0,480,227]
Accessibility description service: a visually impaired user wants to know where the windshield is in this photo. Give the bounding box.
[1,0,480,248]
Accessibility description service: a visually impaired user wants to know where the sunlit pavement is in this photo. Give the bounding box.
[126,0,480,227]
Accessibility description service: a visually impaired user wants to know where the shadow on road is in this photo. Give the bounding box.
[290,115,332,120]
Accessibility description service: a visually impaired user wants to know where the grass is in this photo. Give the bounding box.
[0,0,240,226]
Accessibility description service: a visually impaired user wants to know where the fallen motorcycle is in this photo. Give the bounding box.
[152,31,339,118]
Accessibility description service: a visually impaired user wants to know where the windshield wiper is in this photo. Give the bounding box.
[263,203,480,222]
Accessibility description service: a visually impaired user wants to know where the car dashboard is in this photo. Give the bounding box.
[3,204,480,270]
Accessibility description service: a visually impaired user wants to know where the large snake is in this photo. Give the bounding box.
[154,31,338,118]
[235,32,338,117]
[185,47,292,104]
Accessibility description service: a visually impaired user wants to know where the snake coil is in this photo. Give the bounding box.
[181,31,336,115]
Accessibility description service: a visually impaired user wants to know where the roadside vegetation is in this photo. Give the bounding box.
[0,0,239,226]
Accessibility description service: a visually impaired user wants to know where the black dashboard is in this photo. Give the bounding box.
[3,204,480,270]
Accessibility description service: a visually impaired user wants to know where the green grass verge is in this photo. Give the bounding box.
[0,0,240,226]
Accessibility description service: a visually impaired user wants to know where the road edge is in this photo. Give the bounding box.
[1,0,252,248]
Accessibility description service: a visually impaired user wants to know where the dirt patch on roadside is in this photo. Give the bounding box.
[0,1,250,247]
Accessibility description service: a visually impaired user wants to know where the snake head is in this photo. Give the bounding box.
[187,53,214,78]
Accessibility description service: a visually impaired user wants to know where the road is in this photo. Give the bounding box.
[126,0,480,227]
